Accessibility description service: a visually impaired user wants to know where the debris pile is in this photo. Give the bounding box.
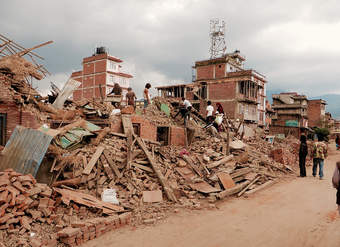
[0,35,300,246]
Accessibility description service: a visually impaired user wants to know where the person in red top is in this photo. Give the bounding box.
[143,83,151,114]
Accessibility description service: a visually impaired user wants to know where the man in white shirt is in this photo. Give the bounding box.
[174,97,192,126]
[206,101,214,123]
[203,101,215,129]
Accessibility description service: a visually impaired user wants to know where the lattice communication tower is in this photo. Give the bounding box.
[209,19,227,59]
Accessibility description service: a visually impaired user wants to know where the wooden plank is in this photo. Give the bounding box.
[54,188,124,212]
[207,155,234,169]
[230,167,252,179]
[52,177,81,187]
[100,156,114,180]
[102,150,122,179]
[237,176,261,197]
[217,180,251,199]
[190,181,221,194]
[133,133,177,202]
[121,114,133,135]
[217,172,235,189]
[195,154,210,175]
[182,155,203,177]
[82,146,105,175]
[131,163,154,173]
[244,180,276,195]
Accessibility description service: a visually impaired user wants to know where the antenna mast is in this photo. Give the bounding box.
[209,19,227,59]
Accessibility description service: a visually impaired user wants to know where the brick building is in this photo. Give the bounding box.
[307,99,327,128]
[0,76,40,145]
[270,93,308,138]
[70,47,133,101]
[156,50,267,126]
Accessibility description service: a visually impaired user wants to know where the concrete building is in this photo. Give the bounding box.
[307,99,327,128]
[156,50,267,126]
[70,47,133,101]
[270,93,308,138]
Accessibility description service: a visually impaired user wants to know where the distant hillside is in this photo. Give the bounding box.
[310,94,340,120]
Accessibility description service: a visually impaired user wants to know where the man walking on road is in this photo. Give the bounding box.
[311,136,328,180]
[299,135,308,177]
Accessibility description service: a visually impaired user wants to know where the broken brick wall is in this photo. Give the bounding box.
[131,115,157,141]
[0,102,40,144]
[201,82,236,119]
[269,125,300,138]
[169,126,186,146]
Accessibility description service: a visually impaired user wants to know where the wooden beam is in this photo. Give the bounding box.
[237,176,261,197]
[217,180,251,199]
[207,155,233,169]
[102,150,122,179]
[82,146,105,175]
[133,133,177,202]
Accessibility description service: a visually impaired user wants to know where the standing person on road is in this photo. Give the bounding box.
[311,136,328,180]
[299,135,308,177]
[332,161,340,214]
[336,135,340,150]
[143,83,151,114]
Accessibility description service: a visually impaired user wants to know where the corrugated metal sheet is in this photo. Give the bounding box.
[0,126,53,177]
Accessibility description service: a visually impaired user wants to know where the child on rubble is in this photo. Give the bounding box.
[332,161,340,214]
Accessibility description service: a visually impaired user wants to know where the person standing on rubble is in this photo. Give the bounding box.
[143,83,151,114]
[204,101,214,128]
[311,135,328,180]
[216,102,224,114]
[126,87,137,108]
[182,97,192,126]
[298,135,308,177]
[174,97,192,126]
[108,83,122,107]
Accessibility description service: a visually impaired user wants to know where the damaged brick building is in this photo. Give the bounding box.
[70,47,133,101]
[307,99,327,128]
[156,51,267,126]
[270,92,308,138]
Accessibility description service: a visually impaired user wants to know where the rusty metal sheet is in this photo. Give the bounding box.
[0,126,53,177]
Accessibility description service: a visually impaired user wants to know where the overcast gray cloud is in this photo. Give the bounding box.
[1,0,340,98]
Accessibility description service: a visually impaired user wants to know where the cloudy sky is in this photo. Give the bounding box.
[1,0,340,99]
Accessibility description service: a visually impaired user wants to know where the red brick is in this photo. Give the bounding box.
[0,190,8,203]
[57,227,81,238]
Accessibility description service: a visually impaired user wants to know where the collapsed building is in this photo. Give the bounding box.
[156,50,267,126]
[0,35,300,247]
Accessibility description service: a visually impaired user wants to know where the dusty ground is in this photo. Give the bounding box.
[83,145,340,247]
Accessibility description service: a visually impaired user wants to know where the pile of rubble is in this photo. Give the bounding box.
[0,36,300,246]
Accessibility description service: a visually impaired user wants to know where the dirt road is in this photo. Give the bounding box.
[83,146,340,247]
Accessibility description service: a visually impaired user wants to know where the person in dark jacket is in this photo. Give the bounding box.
[299,135,308,177]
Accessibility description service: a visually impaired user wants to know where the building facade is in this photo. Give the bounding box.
[270,93,308,137]
[307,99,327,128]
[157,51,267,126]
[71,48,133,101]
